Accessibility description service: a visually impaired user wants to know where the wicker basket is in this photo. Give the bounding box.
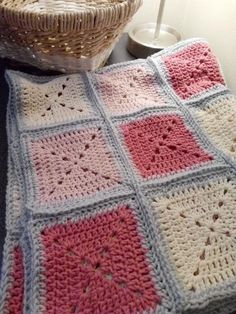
[0,0,142,72]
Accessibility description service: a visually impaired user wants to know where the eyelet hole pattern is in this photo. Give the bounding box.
[111,231,118,239]
[118,281,127,288]
[94,262,101,271]
[218,201,224,207]
[105,273,113,280]
[71,304,79,313]
[195,221,201,227]
[213,214,219,222]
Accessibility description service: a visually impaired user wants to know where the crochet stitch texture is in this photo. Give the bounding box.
[1,39,236,314]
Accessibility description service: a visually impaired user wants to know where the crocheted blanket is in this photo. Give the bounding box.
[1,38,236,314]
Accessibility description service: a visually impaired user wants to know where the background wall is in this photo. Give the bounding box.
[127,0,236,93]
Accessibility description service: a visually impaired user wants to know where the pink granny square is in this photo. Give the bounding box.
[29,127,122,204]
[162,43,225,99]
[121,114,213,178]
[95,65,168,116]
[40,206,160,314]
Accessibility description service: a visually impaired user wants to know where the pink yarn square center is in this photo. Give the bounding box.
[41,206,160,314]
[121,114,213,178]
[163,43,224,99]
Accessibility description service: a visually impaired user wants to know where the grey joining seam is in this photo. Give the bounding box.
[0,72,24,311]
[147,56,236,312]
[5,72,31,225]
[147,57,236,171]
[84,70,183,313]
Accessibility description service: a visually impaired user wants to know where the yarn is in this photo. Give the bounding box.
[94,64,170,116]
[1,38,236,314]
[41,206,160,314]
[2,245,24,314]
[193,93,236,158]
[29,127,122,204]
[14,73,95,129]
[121,114,213,178]
[162,42,225,99]
[8,247,24,314]
[152,176,236,293]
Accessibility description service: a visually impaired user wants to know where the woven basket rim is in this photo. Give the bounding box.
[0,0,142,32]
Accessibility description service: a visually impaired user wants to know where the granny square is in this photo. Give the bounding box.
[151,175,236,294]
[162,42,225,100]
[31,205,161,314]
[9,72,96,129]
[28,125,124,205]
[193,93,236,159]
[94,63,171,116]
[120,114,213,179]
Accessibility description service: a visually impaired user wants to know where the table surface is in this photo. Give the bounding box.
[0,34,135,268]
